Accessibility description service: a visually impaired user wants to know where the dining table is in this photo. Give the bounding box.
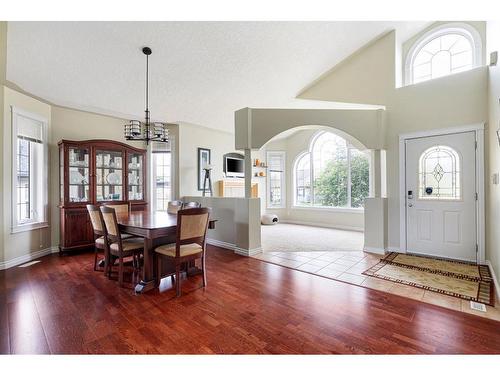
[116,209,217,294]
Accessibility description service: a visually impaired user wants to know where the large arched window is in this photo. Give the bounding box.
[294,131,370,209]
[405,24,482,85]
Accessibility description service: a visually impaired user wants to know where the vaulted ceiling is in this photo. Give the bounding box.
[6,21,429,133]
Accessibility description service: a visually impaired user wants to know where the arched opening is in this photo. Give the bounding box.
[256,125,371,256]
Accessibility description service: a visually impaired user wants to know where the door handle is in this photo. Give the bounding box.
[408,203,413,207]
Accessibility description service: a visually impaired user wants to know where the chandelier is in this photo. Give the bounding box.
[124,47,169,144]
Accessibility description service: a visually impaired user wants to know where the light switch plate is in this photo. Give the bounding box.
[492,172,499,185]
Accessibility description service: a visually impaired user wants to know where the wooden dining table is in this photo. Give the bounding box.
[116,210,217,294]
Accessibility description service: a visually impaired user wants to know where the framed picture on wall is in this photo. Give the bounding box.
[197,148,211,191]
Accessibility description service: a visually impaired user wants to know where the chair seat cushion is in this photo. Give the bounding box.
[155,243,203,257]
[110,237,145,252]
[95,233,133,246]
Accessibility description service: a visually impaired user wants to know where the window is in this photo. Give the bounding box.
[405,24,482,85]
[294,131,370,209]
[267,151,285,208]
[153,151,172,211]
[11,107,48,232]
[418,145,461,200]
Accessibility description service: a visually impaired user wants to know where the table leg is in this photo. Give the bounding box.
[134,237,156,294]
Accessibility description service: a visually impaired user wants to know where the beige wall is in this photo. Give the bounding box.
[2,86,52,263]
[0,22,7,262]
[297,23,488,254]
[177,122,237,197]
[486,22,500,279]
[49,105,143,247]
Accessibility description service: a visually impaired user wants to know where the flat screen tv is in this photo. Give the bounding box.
[226,157,244,178]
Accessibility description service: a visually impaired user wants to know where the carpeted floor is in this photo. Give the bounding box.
[261,223,364,252]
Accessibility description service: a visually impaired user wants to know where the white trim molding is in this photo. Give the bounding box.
[0,246,59,270]
[206,238,262,257]
[280,219,364,232]
[364,247,386,255]
[485,260,500,301]
[398,123,485,263]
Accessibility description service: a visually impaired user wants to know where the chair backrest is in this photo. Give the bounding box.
[86,204,105,236]
[176,208,210,256]
[104,202,130,214]
[167,200,183,214]
[183,201,201,209]
[99,206,121,241]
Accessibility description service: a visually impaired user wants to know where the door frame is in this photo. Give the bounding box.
[398,123,485,263]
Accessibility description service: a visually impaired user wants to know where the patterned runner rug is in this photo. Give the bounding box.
[362,252,494,306]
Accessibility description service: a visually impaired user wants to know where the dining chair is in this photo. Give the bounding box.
[167,200,183,214]
[104,202,131,213]
[154,207,210,297]
[86,204,107,272]
[100,206,145,287]
[182,201,202,209]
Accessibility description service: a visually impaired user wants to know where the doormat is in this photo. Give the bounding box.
[362,252,494,306]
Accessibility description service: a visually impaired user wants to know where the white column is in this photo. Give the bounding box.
[244,148,252,198]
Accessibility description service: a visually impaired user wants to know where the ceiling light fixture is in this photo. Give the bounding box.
[124,47,168,144]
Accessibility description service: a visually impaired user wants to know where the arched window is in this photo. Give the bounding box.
[294,131,370,209]
[405,24,482,85]
[418,145,461,200]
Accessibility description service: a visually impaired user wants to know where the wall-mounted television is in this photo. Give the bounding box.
[225,157,244,178]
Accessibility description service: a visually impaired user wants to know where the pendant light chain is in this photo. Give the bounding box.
[124,47,168,144]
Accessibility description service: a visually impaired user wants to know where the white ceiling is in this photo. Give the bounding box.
[6,21,429,133]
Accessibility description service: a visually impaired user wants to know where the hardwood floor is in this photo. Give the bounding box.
[1,245,500,354]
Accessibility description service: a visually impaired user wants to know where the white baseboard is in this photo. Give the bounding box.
[206,238,262,257]
[206,238,236,251]
[387,246,404,253]
[485,260,500,301]
[234,246,262,257]
[364,246,386,255]
[0,246,59,270]
[279,220,364,232]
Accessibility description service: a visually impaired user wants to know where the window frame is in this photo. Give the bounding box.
[266,151,286,209]
[151,150,172,212]
[292,130,370,211]
[10,106,49,233]
[404,23,482,86]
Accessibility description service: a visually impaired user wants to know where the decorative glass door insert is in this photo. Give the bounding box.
[96,150,123,201]
[128,153,144,200]
[68,147,90,202]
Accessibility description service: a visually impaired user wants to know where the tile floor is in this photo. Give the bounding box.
[252,250,500,322]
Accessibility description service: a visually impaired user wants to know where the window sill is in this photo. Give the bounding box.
[291,205,364,214]
[11,222,49,234]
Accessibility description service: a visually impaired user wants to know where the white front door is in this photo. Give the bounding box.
[405,131,477,262]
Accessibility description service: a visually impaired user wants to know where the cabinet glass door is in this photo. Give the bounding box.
[128,153,143,200]
[68,147,90,203]
[96,150,123,201]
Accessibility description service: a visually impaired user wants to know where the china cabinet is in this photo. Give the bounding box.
[58,139,147,253]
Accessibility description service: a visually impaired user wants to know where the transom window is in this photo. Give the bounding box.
[294,131,370,209]
[418,145,461,200]
[406,24,482,85]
